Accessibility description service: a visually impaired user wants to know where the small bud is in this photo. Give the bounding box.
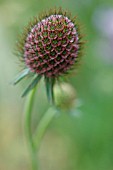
[54,83,76,110]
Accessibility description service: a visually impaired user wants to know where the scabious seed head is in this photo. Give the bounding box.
[15,8,84,99]
[22,10,82,78]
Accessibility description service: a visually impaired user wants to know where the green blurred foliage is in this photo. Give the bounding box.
[0,0,113,170]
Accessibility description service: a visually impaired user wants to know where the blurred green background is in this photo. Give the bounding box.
[0,0,113,170]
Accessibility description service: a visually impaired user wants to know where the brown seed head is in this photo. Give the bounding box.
[24,14,80,77]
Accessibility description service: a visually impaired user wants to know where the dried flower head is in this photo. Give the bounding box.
[24,14,79,77]
[14,8,83,103]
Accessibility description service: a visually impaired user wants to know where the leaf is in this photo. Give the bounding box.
[45,77,55,105]
[13,68,30,85]
[22,74,42,97]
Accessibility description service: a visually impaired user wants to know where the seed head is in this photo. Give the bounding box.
[24,14,80,77]
[14,8,83,102]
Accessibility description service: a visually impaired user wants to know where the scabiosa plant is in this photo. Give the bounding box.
[14,8,83,103]
[14,8,84,170]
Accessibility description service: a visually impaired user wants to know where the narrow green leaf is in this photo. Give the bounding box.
[45,77,55,105]
[22,74,42,97]
[13,68,30,85]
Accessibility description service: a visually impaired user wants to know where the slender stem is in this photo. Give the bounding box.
[24,87,38,170]
[33,107,58,150]
[24,85,57,169]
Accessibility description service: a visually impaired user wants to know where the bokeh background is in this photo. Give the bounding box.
[0,0,113,170]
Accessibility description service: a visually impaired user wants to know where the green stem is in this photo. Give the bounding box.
[33,107,58,151]
[24,87,38,170]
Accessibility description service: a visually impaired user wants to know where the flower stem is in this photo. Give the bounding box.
[24,87,38,170]
[24,86,58,169]
[33,107,58,151]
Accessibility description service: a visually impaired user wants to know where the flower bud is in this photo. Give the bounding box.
[54,83,76,110]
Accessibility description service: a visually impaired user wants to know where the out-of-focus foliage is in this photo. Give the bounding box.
[0,0,113,170]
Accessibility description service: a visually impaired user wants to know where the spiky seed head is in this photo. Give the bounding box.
[23,10,81,77]
[14,8,84,99]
